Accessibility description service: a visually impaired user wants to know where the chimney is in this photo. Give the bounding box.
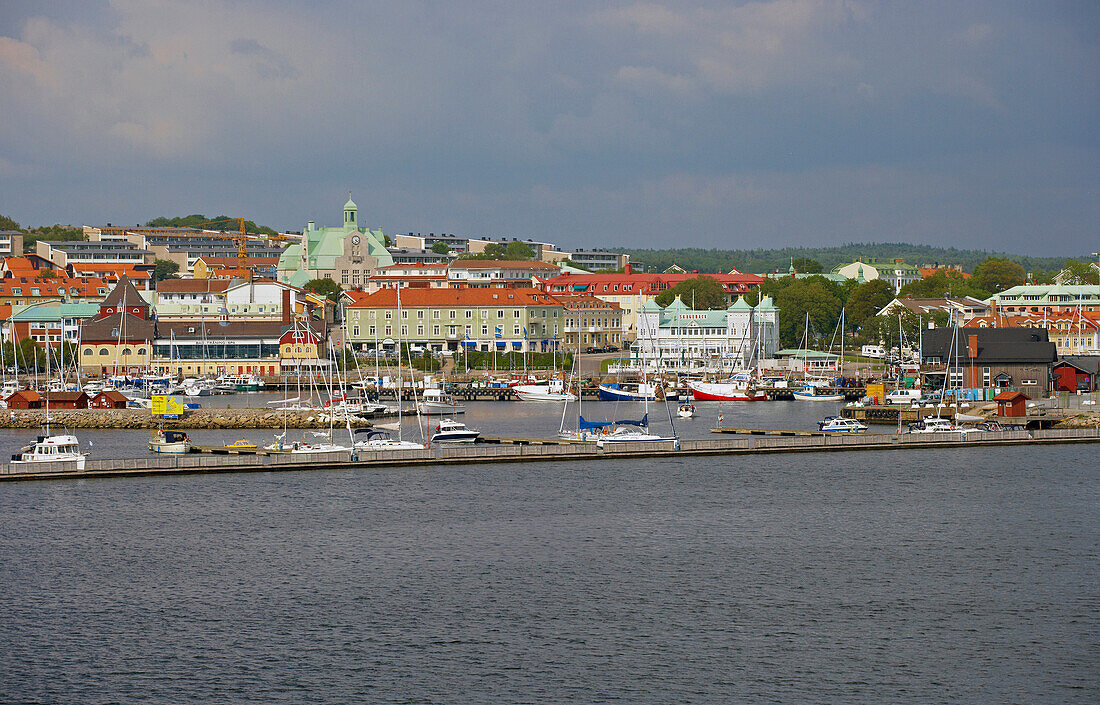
[282,287,292,325]
[624,263,633,275]
[967,334,978,359]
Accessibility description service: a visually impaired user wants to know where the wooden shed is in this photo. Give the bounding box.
[90,390,129,409]
[42,391,89,410]
[5,390,43,409]
[993,390,1029,418]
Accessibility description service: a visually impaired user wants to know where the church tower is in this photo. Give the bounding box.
[343,196,358,228]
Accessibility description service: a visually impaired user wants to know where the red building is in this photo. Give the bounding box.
[42,391,89,409]
[5,390,42,409]
[89,390,129,409]
[1052,357,1098,392]
[994,391,1029,417]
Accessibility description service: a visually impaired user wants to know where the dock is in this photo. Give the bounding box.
[710,427,825,436]
[3,427,1098,482]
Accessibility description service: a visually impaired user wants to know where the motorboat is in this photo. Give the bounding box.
[10,434,87,471]
[954,411,986,424]
[597,382,657,402]
[677,403,696,418]
[688,379,766,402]
[818,416,867,433]
[216,374,265,392]
[149,430,192,454]
[793,381,845,402]
[906,418,965,434]
[418,389,465,415]
[430,419,480,443]
[353,428,426,450]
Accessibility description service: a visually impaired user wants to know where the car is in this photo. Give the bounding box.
[603,345,620,353]
[584,346,602,353]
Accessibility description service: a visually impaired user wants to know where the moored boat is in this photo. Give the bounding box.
[149,429,192,454]
[10,434,87,470]
[818,416,867,433]
[597,382,657,402]
[688,380,766,402]
[431,418,480,443]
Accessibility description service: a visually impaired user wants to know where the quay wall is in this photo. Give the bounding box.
[0,408,381,430]
[2,427,1098,481]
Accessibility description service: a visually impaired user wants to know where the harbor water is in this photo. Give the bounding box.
[0,431,1096,702]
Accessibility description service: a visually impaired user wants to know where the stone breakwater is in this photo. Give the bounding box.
[0,408,381,430]
[1056,411,1100,429]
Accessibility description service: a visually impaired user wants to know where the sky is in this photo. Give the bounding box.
[0,1,1097,256]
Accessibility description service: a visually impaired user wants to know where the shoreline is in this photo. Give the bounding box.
[0,408,389,430]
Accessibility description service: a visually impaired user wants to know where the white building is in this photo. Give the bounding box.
[634,295,779,370]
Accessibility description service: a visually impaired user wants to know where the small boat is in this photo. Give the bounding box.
[597,382,657,402]
[594,413,676,447]
[431,418,480,443]
[906,418,965,434]
[10,434,87,471]
[818,416,867,433]
[224,439,258,450]
[954,411,986,424]
[677,403,696,418]
[149,429,191,454]
[216,374,265,392]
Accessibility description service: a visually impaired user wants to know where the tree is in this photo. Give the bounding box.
[303,278,343,302]
[791,257,823,273]
[503,241,535,260]
[146,214,277,236]
[153,259,180,281]
[898,271,988,299]
[972,257,1025,295]
[22,224,84,250]
[772,276,844,348]
[0,214,22,231]
[1056,259,1099,285]
[430,242,451,255]
[845,279,894,329]
[654,275,728,310]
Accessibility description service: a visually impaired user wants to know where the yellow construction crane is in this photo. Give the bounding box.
[192,216,252,272]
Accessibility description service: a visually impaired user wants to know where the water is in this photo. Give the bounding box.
[1,444,1096,703]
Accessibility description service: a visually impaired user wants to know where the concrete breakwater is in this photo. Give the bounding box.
[2,427,1099,482]
[0,408,383,430]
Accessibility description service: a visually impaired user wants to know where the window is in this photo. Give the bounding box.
[465,310,473,319]
[1022,379,1038,386]
[400,326,408,337]
[401,310,408,319]
[352,325,360,336]
[99,348,109,356]
[385,326,392,335]
[481,325,488,335]
[497,310,504,318]
[513,309,521,318]
[417,310,424,319]
[385,311,392,319]
[513,325,521,335]
[432,310,440,319]
[417,326,424,336]
[480,310,488,319]
[84,348,92,356]
[368,326,376,336]
[433,325,440,336]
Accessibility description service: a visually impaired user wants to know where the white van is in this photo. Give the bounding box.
[861,345,885,359]
[884,389,922,405]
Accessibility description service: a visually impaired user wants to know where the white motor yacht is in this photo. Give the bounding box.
[430,419,480,443]
[818,416,867,433]
[10,434,87,470]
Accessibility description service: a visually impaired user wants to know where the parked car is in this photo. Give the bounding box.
[883,389,922,405]
[603,345,620,353]
[584,346,602,353]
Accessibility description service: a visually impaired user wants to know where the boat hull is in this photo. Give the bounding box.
[149,441,191,454]
[597,384,656,402]
[688,382,766,402]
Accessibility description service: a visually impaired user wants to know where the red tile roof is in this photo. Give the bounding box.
[448,260,559,270]
[0,276,111,297]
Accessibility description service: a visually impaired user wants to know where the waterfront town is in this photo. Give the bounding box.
[1,198,1098,458]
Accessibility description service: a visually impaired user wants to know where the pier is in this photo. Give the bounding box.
[3,427,1098,482]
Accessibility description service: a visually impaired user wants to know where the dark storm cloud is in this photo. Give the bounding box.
[0,0,1096,255]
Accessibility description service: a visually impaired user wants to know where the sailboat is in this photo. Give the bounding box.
[10,341,88,470]
[793,312,844,402]
[595,367,678,447]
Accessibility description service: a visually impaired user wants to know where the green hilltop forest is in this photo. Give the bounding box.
[615,244,1082,276]
[145,215,279,236]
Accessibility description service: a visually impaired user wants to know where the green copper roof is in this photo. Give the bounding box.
[727,296,753,311]
[640,299,663,312]
[755,295,777,311]
[664,295,689,312]
[9,302,99,321]
[344,197,357,211]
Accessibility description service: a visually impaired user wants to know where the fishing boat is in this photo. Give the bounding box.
[818,416,867,433]
[677,402,696,418]
[688,377,766,402]
[430,418,480,443]
[149,429,192,454]
[10,434,87,470]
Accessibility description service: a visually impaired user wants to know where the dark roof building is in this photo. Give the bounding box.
[921,327,1057,398]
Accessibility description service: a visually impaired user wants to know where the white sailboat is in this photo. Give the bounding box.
[595,367,678,448]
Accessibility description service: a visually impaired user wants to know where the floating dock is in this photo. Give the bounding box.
[710,427,824,436]
[3,427,1098,482]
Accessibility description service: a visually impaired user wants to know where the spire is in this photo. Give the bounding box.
[343,193,358,227]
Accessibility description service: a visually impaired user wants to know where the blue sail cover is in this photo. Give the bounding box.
[613,413,648,427]
[578,415,613,430]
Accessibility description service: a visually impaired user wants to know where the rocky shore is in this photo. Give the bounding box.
[1055,411,1100,429]
[0,408,387,430]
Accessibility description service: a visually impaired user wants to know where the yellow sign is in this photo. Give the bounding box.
[151,395,187,417]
